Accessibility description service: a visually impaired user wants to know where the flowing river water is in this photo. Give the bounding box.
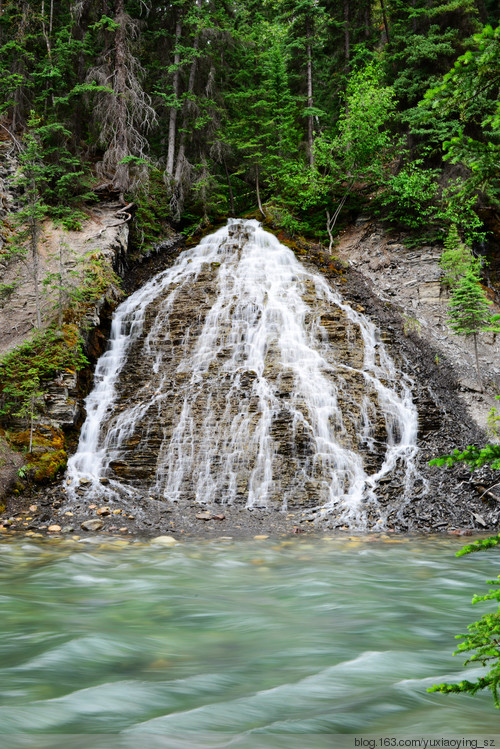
[0,536,498,745]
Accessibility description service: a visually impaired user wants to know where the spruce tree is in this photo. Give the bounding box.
[279,0,326,167]
[424,23,500,210]
[439,224,482,289]
[85,1,157,197]
[447,269,498,392]
[12,111,62,330]
[224,12,300,217]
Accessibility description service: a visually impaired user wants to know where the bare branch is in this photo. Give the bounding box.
[0,123,24,152]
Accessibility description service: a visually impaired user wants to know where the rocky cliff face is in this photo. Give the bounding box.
[1,201,498,535]
[59,220,499,535]
[0,207,128,357]
[335,219,500,433]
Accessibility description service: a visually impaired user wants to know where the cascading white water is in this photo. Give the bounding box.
[66,219,423,529]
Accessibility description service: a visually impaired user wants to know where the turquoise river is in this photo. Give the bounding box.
[0,534,499,748]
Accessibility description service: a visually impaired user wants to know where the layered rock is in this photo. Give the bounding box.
[67,220,425,530]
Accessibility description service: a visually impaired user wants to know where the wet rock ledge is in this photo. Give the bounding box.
[1,219,499,538]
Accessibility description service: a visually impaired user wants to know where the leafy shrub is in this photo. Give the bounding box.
[377,161,439,229]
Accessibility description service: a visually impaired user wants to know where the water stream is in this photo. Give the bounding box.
[66,220,423,529]
[0,536,498,745]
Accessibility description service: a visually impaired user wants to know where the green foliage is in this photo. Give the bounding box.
[447,270,494,337]
[437,179,486,245]
[379,5,490,240]
[387,0,480,112]
[429,443,500,471]
[378,166,485,242]
[12,112,93,246]
[10,424,68,480]
[424,24,500,209]
[439,224,482,289]
[316,61,398,188]
[0,324,87,424]
[66,253,123,323]
[0,282,17,304]
[487,396,500,439]
[457,535,500,557]
[428,544,500,708]
[377,160,439,230]
[311,60,399,236]
[223,16,301,209]
[429,423,500,708]
[264,203,306,237]
[0,0,494,242]
[130,168,173,252]
[446,270,499,389]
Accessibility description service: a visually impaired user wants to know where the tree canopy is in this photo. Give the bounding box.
[0,0,497,240]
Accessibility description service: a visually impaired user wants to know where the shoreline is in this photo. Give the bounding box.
[0,490,486,542]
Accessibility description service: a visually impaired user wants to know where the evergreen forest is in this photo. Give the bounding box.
[0,0,498,244]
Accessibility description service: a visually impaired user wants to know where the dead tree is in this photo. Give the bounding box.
[86,0,157,198]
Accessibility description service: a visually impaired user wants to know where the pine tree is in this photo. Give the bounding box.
[385,0,480,112]
[149,0,229,219]
[279,0,326,167]
[439,224,482,289]
[0,1,37,130]
[85,1,157,197]
[13,112,50,329]
[424,23,500,210]
[447,269,499,392]
[224,13,300,216]
[0,0,494,230]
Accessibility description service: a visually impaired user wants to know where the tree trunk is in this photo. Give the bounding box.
[173,35,199,185]
[58,238,65,327]
[41,0,55,111]
[224,158,235,216]
[41,0,52,61]
[380,0,390,44]
[343,0,350,67]
[475,0,489,23]
[166,17,182,179]
[364,1,372,38]
[199,152,209,222]
[305,17,314,168]
[256,164,265,217]
[112,0,130,195]
[29,391,35,454]
[325,177,355,249]
[473,332,483,393]
[29,206,42,329]
[11,4,28,131]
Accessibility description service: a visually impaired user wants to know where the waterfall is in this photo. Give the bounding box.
[66,219,423,529]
